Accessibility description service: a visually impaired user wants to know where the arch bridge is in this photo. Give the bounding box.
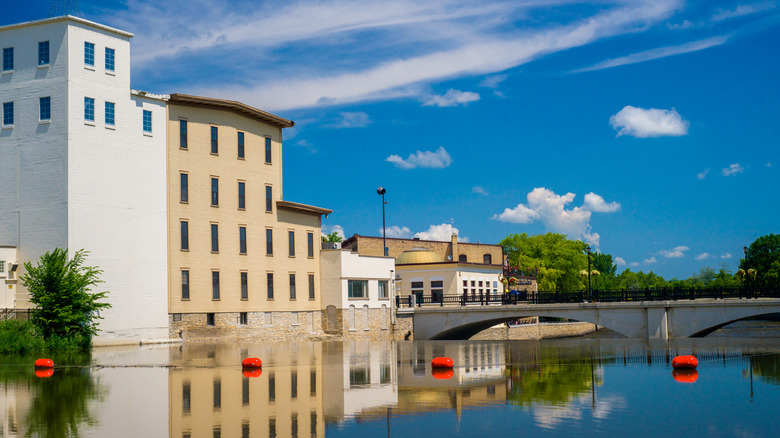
[407,299,780,340]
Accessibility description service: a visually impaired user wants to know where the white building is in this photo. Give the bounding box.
[0,16,169,343]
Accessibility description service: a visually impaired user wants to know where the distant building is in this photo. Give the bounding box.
[342,233,503,265]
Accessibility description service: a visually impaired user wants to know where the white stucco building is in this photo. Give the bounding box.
[0,16,169,343]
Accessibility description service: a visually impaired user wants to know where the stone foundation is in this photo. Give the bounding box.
[469,321,601,340]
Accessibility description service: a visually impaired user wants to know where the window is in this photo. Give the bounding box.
[180,221,189,250]
[307,232,314,258]
[237,131,245,159]
[348,280,368,298]
[206,313,215,326]
[237,181,245,209]
[308,274,315,300]
[239,226,247,254]
[2,47,12,71]
[210,177,219,206]
[84,42,94,66]
[182,381,191,413]
[378,280,389,299]
[38,41,50,65]
[105,47,115,71]
[265,137,272,163]
[142,110,152,133]
[288,231,295,257]
[240,312,248,325]
[265,186,272,212]
[310,371,317,395]
[291,372,298,399]
[431,280,444,302]
[289,274,296,299]
[180,173,188,202]
[39,97,51,121]
[84,97,95,122]
[267,273,274,299]
[0,261,4,273]
[211,223,219,252]
[266,228,273,255]
[484,254,492,264]
[210,126,218,154]
[3,102,13,126]
[213,378,221,409]
[179,120,188,148]
[458,254,467,263]
[105,101,115,126]
[269,374,276,401]
[241,272,248,300]
[411,281,424,303]
[181,270,190,300]
[212,271,220,299]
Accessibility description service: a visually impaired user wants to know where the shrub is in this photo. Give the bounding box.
[0,320,45,354]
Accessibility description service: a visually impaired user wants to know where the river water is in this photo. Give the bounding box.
[3,321,780,437]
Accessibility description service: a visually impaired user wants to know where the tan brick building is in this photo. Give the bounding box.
[342,234,504,265]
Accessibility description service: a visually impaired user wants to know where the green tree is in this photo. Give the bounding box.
[321,231,343,243]
[21,249,111,344]
[590,252,617,291]
[741,234,780,290]
[500,233,587,291]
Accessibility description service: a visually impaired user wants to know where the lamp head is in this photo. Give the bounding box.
[377,187,386,195]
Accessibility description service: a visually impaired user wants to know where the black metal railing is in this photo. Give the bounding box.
[394,286,780,308]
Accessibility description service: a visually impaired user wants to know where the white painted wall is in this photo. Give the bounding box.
[320,249,394,309]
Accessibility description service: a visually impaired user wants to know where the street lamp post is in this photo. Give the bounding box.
[743,246,750,297]
[377,187,387,256]
[586,245,592,298]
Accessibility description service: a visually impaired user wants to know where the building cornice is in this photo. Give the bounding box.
[276,200,332,217]
[0,15,133,38]
[168,94,294,128]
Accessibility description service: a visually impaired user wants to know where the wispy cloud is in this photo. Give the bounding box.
[644,256,658,264]
[326,111,372,128]
[630,262,640,267]
[767,162,773,167]
[472,186,489,195]
[722,163,744,176]
[575,36,728,73]
[295,139,316,153]
[659,245,689,258]
[384,226,412,239]
[386,146,452,169]
[424,89,480,107]
[712,2,776,22]
[697,168,710,180]
[610,106,689,138]
[695,252,710,260]
[721,252,733,259]
[615,257,627,266]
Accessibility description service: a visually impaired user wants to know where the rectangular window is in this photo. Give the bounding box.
[269,373,275,401]
[237,131,245,159]
[291,371,298,399]
[105,101,115,126]
[239,226,247,254]
[378,280,389,298]
[38,41,50,65]
[182,381,191,413]
[265,186,272,212]
[39,97,51,121]
[310,371,316,395]
[238,181,245,209]
[308,274,315,300]
[211,223,219,253]
[241,272,248,300]
[179,120,188,148]
[210,126,218,154]
[213,378,221,409]
[2,47,12,71]
[288,231,295,257]
[181,270,190,300]
[307,232,314,258]
[142,110,152,133]
[266,228,273,255]
[240,312,248,325]
[211,177,219,206]
[180,221,189,250]
[242,377,250,405]
[206,312,215,326]
[265,137,272,163]
[348,280,368,298]
[84,97,94,122]
[3,102,13,126]
[84,42,94,66]
[180,173,188,203]
[267,273,274,299]
[289,273,296,300]
[212,271,220,299]
[105,47,115,71]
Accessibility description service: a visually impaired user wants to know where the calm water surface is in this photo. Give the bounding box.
[3,321,780,437]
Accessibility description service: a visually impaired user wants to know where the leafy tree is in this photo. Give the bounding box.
[741,234,780,290]
[589,252,617,291]
[500,233,587,291]
[321,231,343,243]
[20,249,111,343]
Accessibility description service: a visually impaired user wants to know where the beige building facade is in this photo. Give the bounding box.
[342,233,504,265]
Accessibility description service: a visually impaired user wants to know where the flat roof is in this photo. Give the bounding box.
[169,94,294,128]
[276,200,332,217]
[0,15,133,38]
[343,234,502,248]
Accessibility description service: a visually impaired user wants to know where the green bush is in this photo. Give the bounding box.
[0,320,45,354]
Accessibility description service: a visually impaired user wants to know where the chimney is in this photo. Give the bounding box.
[451,233,458,262]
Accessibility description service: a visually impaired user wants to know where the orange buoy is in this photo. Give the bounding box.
[34,358,54,369]
[242,357,262,368]
[672,355,698,369]
[432,368,454,380]
[672,369,699,383]
[242,368,262,378]
[35,368,54,378]
[431,357,454,368]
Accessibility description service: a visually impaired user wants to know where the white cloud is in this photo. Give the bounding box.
[712,2,776,22]
[413,223,464,242]
[630,262,640,267]
[295,139,316,152]
[721,252,733,259]
[615,257,627,266]
[472,186,489,195]
[721,163,744,176]
[697,168,710,180]
[384,226,412,239]
[576,36,728,73]
[424,89,480,107]
[328,111,372,128]
[667,20,694,30]
[766,162,773,167]
[583,192,621,213]
[610,106,689,138]
[321,225,346,240]
[492,187,620,247]
[659,245,689,258]
[644,256,658,264]
[695,252,711,260]
[479,74,507,89]
[386,146,452,169]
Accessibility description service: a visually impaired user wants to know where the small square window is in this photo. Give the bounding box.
[84,42,94,66]
[84,97,95,122]
[3,101,14,126]
[105,101,115,126]
[38,41,50,66]
[39,97,51,121]
[2,47,13,71]
[105,47,115,71]
[142,110,152,133]
[206,313,215,326]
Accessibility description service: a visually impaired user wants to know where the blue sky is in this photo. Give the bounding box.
[5,1,779,279]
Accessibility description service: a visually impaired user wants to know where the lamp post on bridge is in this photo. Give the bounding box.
[586,245,592,297]
[377,187,387,256]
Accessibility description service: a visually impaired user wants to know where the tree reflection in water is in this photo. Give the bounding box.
[748,353,780,385]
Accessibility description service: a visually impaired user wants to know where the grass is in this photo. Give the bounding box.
[0,320,91,354]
